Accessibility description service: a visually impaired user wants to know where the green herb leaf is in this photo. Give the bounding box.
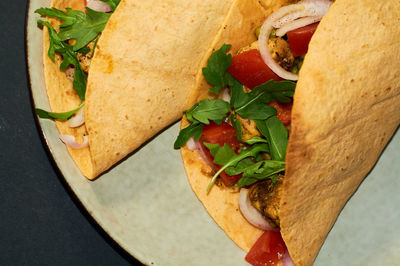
[205,143,270,191]
[100,0,121,11]
[202,44,232,94]
[37,20,87,100]
[173,123,203,149]
[204,142,237,166]
[256,116,288,161]
[36,7,111,51]
[230,113,242,142]
[243,136,269,145]
[36,102,85,120]
[236,160,285,187]
[231,80,295,120]
[184,99,230,125]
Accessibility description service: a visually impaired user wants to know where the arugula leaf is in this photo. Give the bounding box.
[100,0,121,11]
[243,136,269,145]
[204,142,237,166]
[230,113,242,142]
[173,123,203,149]
[35,7,77,27]
[184,99,230,125]
[256,116,288,161]
[204,143,269,191]
[251,80,295,102]
[36,102,85,120]
[202,44,232,94]
[236,160,285,187]
[37,20,87,100]
[36,7,111,51]
[231,80,295,120]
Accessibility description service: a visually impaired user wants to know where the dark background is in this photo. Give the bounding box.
[0,1,140,265]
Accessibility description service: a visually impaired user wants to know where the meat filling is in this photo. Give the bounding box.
[248,174,284,227]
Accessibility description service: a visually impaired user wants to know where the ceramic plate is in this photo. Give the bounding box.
[26,1,400,265]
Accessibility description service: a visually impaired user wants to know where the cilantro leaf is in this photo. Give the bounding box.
[36,7,111,51]
[256,116,288,161]
[100,0,121,11]
[202,44,232,94]
[184,99,230,125]
[204,143,270,191]
[36,102,85,120]
[235,160,285,187]
[173,123,203,149]
[37,20,87,100]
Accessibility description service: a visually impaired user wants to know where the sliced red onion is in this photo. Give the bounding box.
[68,107,85,128]
[86,0,112,13]
[283,251,295,266]
[272,0,331,29]
[239,188,275,231]
[59,134,89,149]
[192,139,218,172]
[219,88,231,103]
[276,16,321,37]
[186,137,197,151]
[258,0,332,80]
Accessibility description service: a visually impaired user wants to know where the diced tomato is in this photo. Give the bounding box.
[200,122,240,151]
[200,122,242,186]
[228,49,282,90]
[245,230,287,266]
[287,23,319,57]
[268,101,293,126]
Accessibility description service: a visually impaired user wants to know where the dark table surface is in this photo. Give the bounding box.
[0,1,139,265]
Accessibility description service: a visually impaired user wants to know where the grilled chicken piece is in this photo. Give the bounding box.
[248,174,284,227]
[77,39,97,73]
[236,115,261,141]
[268,37,294,71]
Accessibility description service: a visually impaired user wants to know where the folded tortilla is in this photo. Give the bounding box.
[181,0,400,265]
[42,0,272,179]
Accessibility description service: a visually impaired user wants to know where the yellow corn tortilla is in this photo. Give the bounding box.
[181,0,400,265]
[42,0,272,179]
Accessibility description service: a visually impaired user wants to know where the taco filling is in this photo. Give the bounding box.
[175,1,333,265]
[35,0,120,148]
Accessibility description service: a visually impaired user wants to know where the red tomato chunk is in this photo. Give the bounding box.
[200,122,242,186]
[245,230,287,266]
[228,49,282,89]
[287,23,319,58]
[268,101,293,126]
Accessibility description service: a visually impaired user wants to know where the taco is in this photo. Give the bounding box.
[36,0,274,179]
[176,0,400,265]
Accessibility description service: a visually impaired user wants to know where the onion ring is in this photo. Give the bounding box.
[68,107,85,128]
[59,134,89,149]
[86,0,112,13]
[186,137,197,151]
[283,251,295,266]
[239,188,275,231]
[258,0,332,80]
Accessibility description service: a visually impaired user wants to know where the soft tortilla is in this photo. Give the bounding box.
[181,0,400,265]
[42,0,271,179]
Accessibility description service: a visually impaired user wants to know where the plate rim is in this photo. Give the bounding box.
[24,1,143,264]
